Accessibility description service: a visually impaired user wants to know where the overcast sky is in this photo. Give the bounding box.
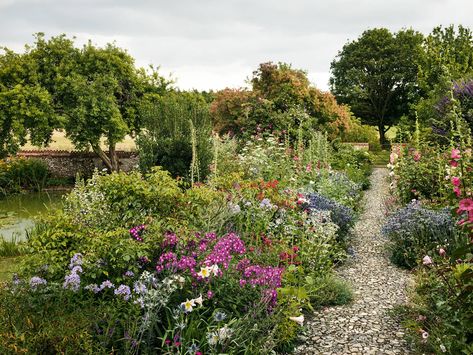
[0,0,472,91]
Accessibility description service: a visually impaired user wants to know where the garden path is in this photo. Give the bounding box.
[295,168,412,355]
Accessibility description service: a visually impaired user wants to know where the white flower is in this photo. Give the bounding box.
[194,294,203,306]
[218,325,233,341]
[197,266,211,279]
[389,171,395,177]
[440,344,446,352]
[289,315,304,326]
[207,331,219,345]
[181,298,196,313]
[422,255,433,266]
[209,264,220,276]
[422,331,429,339]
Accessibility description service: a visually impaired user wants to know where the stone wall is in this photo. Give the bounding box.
[17,150,139,178]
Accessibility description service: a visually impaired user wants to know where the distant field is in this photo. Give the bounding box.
[21,130,136,152]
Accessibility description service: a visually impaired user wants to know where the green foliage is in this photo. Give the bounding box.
[0,157,49,195]
[0,235,27,257]
[330,143,372,189]
[394,146,446,204]
[210,62,352,142]
[310,275,353,308]
[330,28,424,145]
[137,91,213,181]
[1,33,170,171]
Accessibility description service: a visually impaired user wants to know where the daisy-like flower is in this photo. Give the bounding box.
[289,315,304,326]
[181,298,196,313]
[197,266,211,279]
[421,331,429,339]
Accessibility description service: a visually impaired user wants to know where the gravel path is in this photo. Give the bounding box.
[295,168,412,355]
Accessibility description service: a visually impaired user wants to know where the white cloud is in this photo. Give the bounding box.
[0,0,472,92]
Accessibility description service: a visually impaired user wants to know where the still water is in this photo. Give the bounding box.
[0,192,64,241]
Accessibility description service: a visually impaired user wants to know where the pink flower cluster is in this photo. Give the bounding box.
[457,198,473,225]
[204,232,246,269]
[155,252,197,275]
[239,265,284,308]
[129,224,146,242]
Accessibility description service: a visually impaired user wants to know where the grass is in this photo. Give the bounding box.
[0,256,22,282]
[22,130,136,152]
[370,150,390,166]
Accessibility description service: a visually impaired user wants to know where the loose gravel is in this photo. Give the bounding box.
[295,168,412,355]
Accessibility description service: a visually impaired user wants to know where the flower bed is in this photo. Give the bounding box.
[0,134,366,353]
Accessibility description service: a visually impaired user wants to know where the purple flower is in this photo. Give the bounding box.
[205,233,246,269]
[99,280,115,290]
[124,270,135,278]
[114,284,131,301]
[63,272,81,292]
[130,224,146,242]
[69,253,83,269]
[29,276,47,290]
[85,283,101,293]
[259,198,272,209]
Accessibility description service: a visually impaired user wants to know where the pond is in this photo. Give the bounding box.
[0,192,65,241]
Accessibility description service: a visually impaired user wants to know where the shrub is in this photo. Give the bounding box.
[0,157,49,195]
[316,171,363,209]
[393,147,446,204]
[381,201,457,268]
[136,91,213,182]
[307,192,355,246]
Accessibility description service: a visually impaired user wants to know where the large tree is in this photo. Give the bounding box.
[330,28,424,145]
[0,33,169,170]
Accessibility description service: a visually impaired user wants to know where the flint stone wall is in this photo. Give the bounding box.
[17,150,139,178]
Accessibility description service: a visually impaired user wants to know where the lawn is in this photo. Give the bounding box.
[21,130,136,152]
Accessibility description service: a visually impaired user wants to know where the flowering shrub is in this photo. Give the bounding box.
[382,201,457,268]
[316,170,363,209]
[0,133,363,353]
[307,192,355,245]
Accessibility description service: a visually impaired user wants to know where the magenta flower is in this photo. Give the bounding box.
[454,187,461,197]
[451,149,461,160]
[458,198,473,211]
[451,176,461,187]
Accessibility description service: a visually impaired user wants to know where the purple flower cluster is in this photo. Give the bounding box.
[155,252,197,276]
[64,254,84,292]
[129,224,146,242]
[205,233,246,269]
[240,265,284,289]
[29,276,47,290]
[163,232,178,247]
[85,280,116,294]
[114,284,131,301]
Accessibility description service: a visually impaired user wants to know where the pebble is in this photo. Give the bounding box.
[295,168,412,355]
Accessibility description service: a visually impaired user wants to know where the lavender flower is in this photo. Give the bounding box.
[63,272,81,292]
[114,284,131,301]
[29,276,47,290]
[124,270,135,278]
[99,280,115,290]
[85,283,101,293]
[69,253,83,269]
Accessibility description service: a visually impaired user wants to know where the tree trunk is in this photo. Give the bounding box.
[378,124,389,149]
[109,144,119,172]
[91,144,114,172]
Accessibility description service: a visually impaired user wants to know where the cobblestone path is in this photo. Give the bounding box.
[295,168,412,355]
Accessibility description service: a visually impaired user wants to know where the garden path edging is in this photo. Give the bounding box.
[295,168,412,355]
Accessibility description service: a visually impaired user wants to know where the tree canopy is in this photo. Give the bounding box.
[330,28,424,145]
[0,33,170,170]
[211,62,352,141]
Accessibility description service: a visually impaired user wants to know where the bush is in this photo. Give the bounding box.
[393,147,446,204]
[307,192,355,246]
[0,157,49,195]
[382,201,457,268]
[316,171,363,209]
[137,91,213,182]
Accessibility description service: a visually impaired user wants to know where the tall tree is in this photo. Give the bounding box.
[0,48,57,157]
[1,33,170,170]
[330,28,424,145]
